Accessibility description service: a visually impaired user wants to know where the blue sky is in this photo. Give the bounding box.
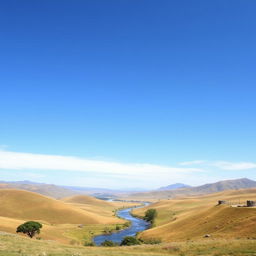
[0,0,255,189]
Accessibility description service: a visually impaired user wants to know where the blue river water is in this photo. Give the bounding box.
[93,204,150,246]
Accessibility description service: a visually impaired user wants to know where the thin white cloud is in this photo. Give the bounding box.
[0,150,203,178]
[179,159,256,171]
[212,161,256,170]
[179,160,206,166]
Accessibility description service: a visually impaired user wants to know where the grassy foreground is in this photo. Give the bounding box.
[0,232,256,256]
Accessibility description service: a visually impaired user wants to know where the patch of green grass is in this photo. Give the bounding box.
[64,223,129,244]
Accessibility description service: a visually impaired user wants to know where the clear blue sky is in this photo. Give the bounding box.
[0,1,255,188]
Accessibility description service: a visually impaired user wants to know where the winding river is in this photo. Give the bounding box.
[93,203,150,246]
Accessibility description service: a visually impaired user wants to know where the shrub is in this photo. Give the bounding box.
[84,241,95,246]
[101,240,117,247]
[123,222,130,227]
[120,236,141,246]
[103,227,112,234]
[144,209,157,223]
[141,238,162,244]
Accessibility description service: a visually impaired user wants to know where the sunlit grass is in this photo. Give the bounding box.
[0,232,256,256]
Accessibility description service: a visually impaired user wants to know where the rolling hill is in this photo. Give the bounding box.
[0,189,121,225]
[62,194,113,206]
[133,188,256,242]
[0,189,139,244]
[62,194,138,219]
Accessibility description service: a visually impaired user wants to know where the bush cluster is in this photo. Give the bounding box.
[144,209,157,224]
[84,241,95,246]
[120,236,141,246]
[101,240,118,247]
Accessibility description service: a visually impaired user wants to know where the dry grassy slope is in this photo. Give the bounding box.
[134,188,256,241]
[0,216,70,244]
[0,190,138,244]
[62,194,114,207]
[0,189,122,225]
[0,215,124,245]
[62,195,138,218]
[62,195,119,219]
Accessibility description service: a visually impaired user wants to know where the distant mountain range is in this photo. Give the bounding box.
[189,178,256,194]
[0,180,147,199]
[0,178,255,199]
[129,178,256,199]
[158,183,191,190]
[0,180,77,199]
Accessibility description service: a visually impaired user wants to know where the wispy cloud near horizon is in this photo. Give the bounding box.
[212,161,256,170]
[179,160,256,171]
[179,160,206,166]
[0,150,204,186]
[1,150,254,188]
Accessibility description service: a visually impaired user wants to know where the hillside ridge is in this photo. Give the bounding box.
[128,178,256,199]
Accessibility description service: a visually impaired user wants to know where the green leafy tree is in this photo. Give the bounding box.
[120,236,141,246]
[16,221,42,238]
[144,209,157,223]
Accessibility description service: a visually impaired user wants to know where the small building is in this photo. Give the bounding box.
[218,200,227,205]
[247,200,256,207]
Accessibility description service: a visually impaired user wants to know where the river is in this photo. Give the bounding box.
[93,203,150,246]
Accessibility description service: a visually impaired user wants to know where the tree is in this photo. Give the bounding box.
[16,221,42,238]
[120,236,141,246]
[144,209,157,223]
